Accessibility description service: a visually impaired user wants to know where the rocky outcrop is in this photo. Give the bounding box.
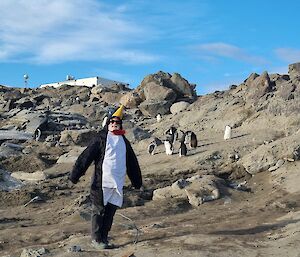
[276,80,296,100]
[153,175,224,207]
[288,62,300,80]
[170,73,196,99]
[246,71,273,102]
[240,133,300,174]
[134,71,197,116]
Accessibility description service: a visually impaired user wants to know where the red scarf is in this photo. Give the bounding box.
[112,129,126,135]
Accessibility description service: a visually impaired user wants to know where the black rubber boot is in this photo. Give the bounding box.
[91,204,105,242]
[101,203,118,244]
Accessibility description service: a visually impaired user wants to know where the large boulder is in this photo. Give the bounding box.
[153,175,224,207]
[170,101,190,114]
[120,92,142,108]
[170,73,197,99]
[136,71,197,102]
[288,62,300,80]
[125,126,151,142]
[139,99,172,116]
[246,71,273,101]
[143,82,177,102]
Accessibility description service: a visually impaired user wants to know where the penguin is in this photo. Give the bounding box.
[224,125,232,140]
[178,141,187,157]
[156,113,162,122]
[165,126,178,145]
[147,141,157,155]
[34,128,42,141]
[102,116,108,128]
[190,132,197,148]
[179,130,188,143]
[164,140,173,155]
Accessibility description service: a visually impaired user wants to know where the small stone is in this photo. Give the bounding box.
[68,245,81,252]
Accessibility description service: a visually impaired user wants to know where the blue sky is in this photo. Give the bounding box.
[1,0,300,95]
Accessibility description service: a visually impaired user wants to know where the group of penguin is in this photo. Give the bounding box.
[147,126,198,157]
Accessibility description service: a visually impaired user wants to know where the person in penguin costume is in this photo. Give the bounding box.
[69,105,142,249]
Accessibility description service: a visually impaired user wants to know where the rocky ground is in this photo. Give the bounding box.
[0,64,300,257]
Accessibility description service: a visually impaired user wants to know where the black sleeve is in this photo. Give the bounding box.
[69,138,100,184]
[124,137,142,189]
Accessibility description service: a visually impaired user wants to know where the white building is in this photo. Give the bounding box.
[40,76,127,88]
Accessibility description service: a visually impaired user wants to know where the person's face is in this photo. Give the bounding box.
[108,118,122,131]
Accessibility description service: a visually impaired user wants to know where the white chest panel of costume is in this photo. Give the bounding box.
[102,132,127,191]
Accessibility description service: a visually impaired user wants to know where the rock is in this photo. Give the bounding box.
[91,85,105,96]
[136,71,196,103]
[126,127,151,142]
[20,247,47,257]
[288,62,300,80]
[59,129,98,146]
[276,159,285,167]
[170,101,190,114]
[139,72,172,101]
[11,171,47,182]
[241,147,277,174]
[68,245,82,252]
[293,145,300,160]
[0,143,23,160]
[170,73,197,99]
[143,82,177,102]
[59,132,76,146]
[120,92,142,108]
[245,73,259,86]
[15,98,35,109]
[57,147,85,164]
[0,99,15,112]
[2,142,24,151]
[0,130,33,141]
[101,92,124,105]
[43,163,73,179]
[240,134,299,174]
[246,71,272,101]
[0,169,23,191]
[139,100,172,116]
[277,80,296,100]
[18,112,48,134]
[22,147,32,155]
[153,175,223,207]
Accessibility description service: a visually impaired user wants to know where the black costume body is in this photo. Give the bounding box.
[69,129,142,243]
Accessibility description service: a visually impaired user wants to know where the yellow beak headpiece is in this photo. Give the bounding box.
[112,104,124,119]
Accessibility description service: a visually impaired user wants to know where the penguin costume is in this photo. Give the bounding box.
[69,105,142,249]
